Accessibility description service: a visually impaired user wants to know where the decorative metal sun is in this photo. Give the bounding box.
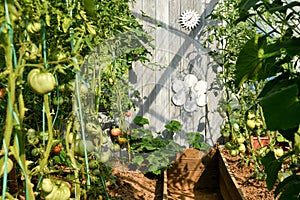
[179,9,200,30]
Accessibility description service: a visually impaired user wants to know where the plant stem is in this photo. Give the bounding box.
[3,27,15,153]
[39,94,54,170]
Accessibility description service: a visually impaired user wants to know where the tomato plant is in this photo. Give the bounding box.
[0,0,152,198]
[204,0,300,198]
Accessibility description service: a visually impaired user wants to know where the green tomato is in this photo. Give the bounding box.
[53,96,64,105]
[236,136,245,145]
[31,148,40,157]
[230,149,239,157]
[27,128,36,136]
[222,130,230,138]
[246,119,256,130]
[27,69,56,95]
[99,151,110,163]
[41,178,54,193]
[74,140,95,157]
[274,148,284,158]
[225,142,233,150]
[110,143,121,152]
[238,144,246,153]
[0,157,13,178]
[58,182,71,200]
[93,169,101,176]
[232,123,239,131]
[88,160,98,169]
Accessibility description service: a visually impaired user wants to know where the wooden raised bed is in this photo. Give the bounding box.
[166,147,246,200]
[166,148,221,200]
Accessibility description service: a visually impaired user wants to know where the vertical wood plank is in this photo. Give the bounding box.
[141,0,157,131]
[154,0,170,133]
[169,0,183,145]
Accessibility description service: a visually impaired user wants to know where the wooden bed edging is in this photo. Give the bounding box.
[217,146,246,200]
[163,147,246,200]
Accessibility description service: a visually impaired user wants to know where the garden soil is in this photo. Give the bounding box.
[219,147,276,200]
[108,147,277,200]
[107,168,163,200]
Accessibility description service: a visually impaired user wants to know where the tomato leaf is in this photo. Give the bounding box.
[261,152,283,190]
[275,175,300,199]
[237,0,260,11]
[234,35,265,87]
[259,77,300,131]
[164,120,182,132]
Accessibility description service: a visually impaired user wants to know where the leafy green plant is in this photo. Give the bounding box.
[130,118,183,175]
[232,0,300,198]
[0,0,153,199]
[186,132,210,151]
[164,120,182,133]
[205,0,300,198]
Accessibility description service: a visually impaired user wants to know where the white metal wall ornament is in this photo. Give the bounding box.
[172,74,208,112]
[179,9,200,30]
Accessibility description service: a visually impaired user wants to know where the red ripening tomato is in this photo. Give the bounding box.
[0,88,5,98]
[53,145,61,155]
[125,111,132,117]
[110,128,121,137]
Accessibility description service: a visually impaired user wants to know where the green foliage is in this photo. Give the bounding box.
[164,120,182,133]
[204,0,300,198]
[133,116,150,126]
[130,119,183,175]
[0,0,152,199]
[233,0,300,139]
[186,132,210,151]
[261,151,283,190]
[211,0,300,198]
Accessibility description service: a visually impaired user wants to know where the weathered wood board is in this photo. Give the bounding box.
[129,0,222,147]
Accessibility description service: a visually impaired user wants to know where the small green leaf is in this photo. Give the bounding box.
[133,116,149,126]
[62,17,72,33]
[86,23,96,35]
[164,120,182,132]
[132,155,144,166]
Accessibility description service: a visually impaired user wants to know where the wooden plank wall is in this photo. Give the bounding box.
[129,0,222,147]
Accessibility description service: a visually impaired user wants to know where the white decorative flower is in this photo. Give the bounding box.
[172,74,208,112]
[179,10,200,30]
